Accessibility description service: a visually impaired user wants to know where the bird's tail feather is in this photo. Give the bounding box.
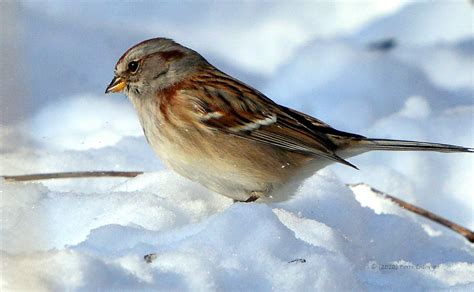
[358,138,473,153]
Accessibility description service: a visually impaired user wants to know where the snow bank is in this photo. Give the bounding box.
[2,170,473,291]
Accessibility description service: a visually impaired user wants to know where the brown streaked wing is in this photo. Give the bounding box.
[180,70,358,169]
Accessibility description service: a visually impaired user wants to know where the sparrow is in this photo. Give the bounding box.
[106,38,472,202]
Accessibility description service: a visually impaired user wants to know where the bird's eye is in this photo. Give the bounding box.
[128,61,139,73]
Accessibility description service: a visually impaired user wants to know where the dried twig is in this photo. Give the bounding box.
[2,171,144,182]
[347,183,474,243]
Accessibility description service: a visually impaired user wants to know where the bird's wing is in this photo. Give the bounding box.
[179,72,359,168]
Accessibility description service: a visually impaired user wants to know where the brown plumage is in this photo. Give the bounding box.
[106,38,472,202]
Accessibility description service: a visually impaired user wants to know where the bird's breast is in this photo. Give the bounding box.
[128,95,327,201]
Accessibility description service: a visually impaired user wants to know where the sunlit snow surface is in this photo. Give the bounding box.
[1,1,473,290]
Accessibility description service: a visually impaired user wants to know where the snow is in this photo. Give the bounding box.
[21,0,409,76]
[356,1,473,45]
[1,1,473,290]
[2,171,473,290]
[27,94,142,150]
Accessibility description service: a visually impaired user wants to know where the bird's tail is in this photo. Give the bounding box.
[357,138,473,153]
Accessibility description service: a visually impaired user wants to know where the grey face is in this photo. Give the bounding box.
[105,38,208,97]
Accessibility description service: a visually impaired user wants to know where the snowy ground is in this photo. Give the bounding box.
[1,1,473,291]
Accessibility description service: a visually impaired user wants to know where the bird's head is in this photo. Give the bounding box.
[105,38,207,98]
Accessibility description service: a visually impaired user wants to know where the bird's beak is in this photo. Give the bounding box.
[105,76,126,94]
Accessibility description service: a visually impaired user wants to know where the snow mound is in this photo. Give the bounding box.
[2,170,473,291]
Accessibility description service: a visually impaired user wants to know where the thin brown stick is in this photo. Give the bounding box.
[347,183,474,243]
[2,171,144,182]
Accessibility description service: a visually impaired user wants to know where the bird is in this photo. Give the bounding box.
[105,37,472,202]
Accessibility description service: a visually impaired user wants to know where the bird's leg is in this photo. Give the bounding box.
[233,191,262,203]
[245,192,261,202]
